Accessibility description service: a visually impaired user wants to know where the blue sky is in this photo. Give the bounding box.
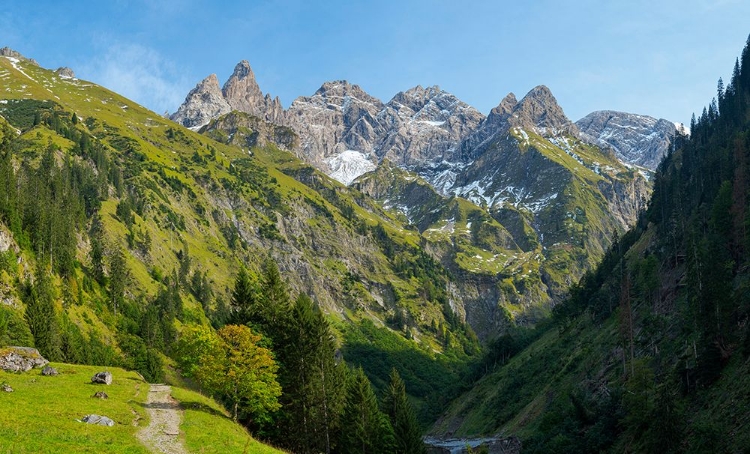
[3,0,749,125]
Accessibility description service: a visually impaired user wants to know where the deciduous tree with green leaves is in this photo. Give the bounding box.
[175,324,281,423]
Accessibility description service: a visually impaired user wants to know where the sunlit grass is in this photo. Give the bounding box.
[0,363,149,453]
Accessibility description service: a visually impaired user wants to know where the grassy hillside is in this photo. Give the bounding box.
[0,52,483,440]
[0,362,282,453]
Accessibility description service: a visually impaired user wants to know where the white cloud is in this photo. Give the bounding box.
[79,43,190,115]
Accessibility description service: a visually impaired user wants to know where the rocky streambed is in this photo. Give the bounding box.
[423,436,521,454]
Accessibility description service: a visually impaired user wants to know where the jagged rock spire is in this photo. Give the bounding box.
[170,74,231,129]
[510,85,578,135]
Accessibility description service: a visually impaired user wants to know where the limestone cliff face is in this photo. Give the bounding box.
[576,110,679,170]
[286,80,385,171]
[376,85,485,167]
[222,60,286,125]
[171,61,284,129]
[170,74,231,129]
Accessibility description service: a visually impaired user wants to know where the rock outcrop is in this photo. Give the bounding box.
[576,110,679,169]
[0,47,39,66]
[171,61,285,129]
[55,67,75,79]
[0,347,49,372]
[171,74,231,129]
[222,60,285,124]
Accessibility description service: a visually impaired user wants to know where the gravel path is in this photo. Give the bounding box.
[137,384,188,454]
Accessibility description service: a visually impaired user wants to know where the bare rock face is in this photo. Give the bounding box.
[0,47,39,66]
[55,67,75,79]
[378,85,485,166]
[0,347,49,372]
[222,60,286,124]
[508,85,579,135]
[170,74,231,129]
[287,80,385,172]
[287,83,484,185]
[576,110,678,170]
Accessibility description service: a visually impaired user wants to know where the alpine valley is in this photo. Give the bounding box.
[172,60,675,339]
[3,33,749,454]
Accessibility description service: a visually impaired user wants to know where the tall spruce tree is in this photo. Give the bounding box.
[382,368,426,454]
[260,258,290,328]
[338,367,395,454]
[278,293,347,454]
[228,266,260,326]
[24,267,61,360]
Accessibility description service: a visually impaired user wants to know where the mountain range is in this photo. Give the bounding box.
[172,61,676,337]
[2,30,749,454]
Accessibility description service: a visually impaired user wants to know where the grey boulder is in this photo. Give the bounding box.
[81,414,115,426]
[41,366,58,376]
[91,371,112,385]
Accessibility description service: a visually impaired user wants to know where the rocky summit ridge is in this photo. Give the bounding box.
[576,110,680,170]
[172,59,677,185]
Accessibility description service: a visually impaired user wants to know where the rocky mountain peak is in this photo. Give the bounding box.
[511,85,578,135]
[170,74,231,129]
[486,92,518,125]
[312,80,383,107]
[576,110,677,169]
[0,47,39,66]
[222,60,264,112]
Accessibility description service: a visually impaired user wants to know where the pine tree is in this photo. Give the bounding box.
[108,247,127,316]
[339,367,394,454]
[228,266,260,326]
[260,258,290,328]
[382,368,425,454]
[24,267,61,360]
[279,293,347,454]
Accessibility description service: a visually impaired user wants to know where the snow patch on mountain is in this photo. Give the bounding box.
[324,150,376,185]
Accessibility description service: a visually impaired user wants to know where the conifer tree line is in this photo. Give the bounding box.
[531,35,750,453]
[0,107,176,381]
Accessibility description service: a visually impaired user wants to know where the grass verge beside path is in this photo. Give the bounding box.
[169,387,285,454]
